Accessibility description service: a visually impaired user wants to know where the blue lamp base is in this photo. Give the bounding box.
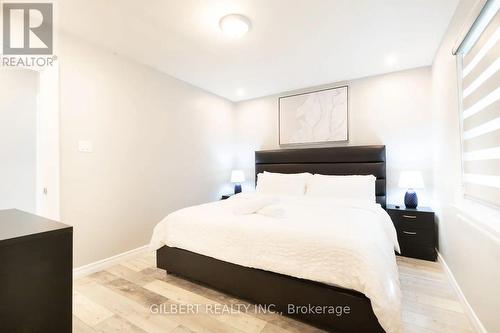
[234,183,242,194]
[404,190,418,208]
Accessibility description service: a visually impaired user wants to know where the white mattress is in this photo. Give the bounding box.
[150,193,401,333]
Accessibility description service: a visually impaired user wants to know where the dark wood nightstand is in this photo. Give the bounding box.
[386,204,437,261]
[221,194,234,200]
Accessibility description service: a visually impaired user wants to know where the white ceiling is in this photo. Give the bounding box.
[57,0,459,102]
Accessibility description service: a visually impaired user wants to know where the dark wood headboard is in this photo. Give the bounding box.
[255,145,386,207]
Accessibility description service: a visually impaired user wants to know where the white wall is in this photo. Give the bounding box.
[58,33,235,267]
[0,69,38,213]
[431,0,500,332]
[233,67,433,206]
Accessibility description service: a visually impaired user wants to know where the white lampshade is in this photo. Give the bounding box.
[231,170,245,183]
[398,171,424,189]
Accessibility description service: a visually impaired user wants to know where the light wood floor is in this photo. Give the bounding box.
[73,252,475,333]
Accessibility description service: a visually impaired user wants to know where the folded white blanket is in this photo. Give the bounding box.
[257,204,286,218]
[150,193,401,333]
[229,195,278,215]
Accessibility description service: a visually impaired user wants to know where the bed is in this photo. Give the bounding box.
[152,145,400,333]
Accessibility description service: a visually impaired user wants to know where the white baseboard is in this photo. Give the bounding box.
[73,245,150,279]
[438,252,487,333]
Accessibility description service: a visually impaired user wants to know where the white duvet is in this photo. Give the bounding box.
[150,193,402,333]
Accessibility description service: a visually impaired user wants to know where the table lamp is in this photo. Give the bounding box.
[398,171,424,208]
[231,170,245,194]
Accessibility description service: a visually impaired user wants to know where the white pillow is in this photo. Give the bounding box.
[305,174,376,202]
[256,172,311,195]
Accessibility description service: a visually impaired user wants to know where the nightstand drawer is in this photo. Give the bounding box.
[397,228,434,244]
[388,210,434,230]
[399,243,436,261]
[397,229,436,261]
[398,236,436,261]
[392,217,434,232]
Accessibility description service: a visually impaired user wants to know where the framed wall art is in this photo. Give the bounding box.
[279,86,348,146]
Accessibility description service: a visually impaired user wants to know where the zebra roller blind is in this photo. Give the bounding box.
[457,0,500,207]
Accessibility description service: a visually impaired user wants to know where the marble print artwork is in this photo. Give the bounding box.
[279,86,348,145]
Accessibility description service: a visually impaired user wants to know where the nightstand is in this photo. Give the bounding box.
[221,194,233,200]
[386,204,437,261]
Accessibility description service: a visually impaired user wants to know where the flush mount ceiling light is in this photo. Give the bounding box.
[219,14,251,38]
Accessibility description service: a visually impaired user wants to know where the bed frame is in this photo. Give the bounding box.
[157,145,387,333]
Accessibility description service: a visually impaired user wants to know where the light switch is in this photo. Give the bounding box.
[78,140,93,153]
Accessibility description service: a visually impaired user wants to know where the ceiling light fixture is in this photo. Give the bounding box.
[219,14,250,39]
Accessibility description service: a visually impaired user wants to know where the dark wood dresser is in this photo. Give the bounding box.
[0,209,72,333]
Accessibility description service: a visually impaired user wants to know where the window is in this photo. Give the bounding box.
[455,0,500,208]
